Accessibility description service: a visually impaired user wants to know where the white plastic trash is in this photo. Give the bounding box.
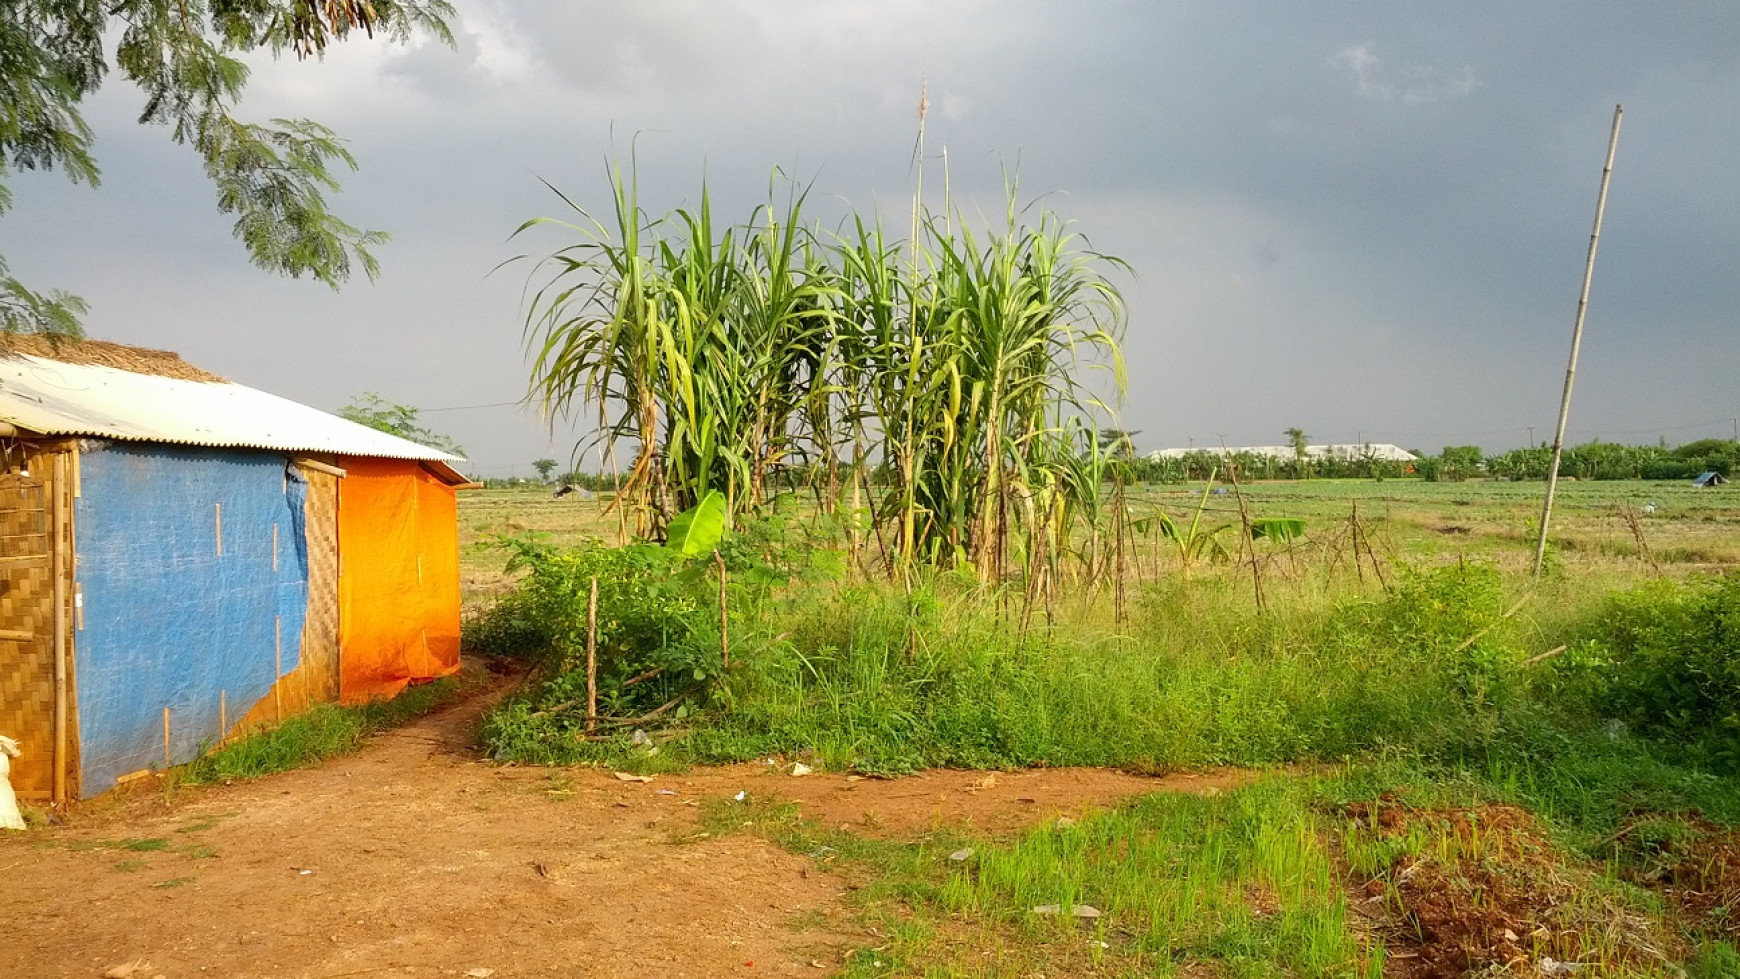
[0,736,24,830]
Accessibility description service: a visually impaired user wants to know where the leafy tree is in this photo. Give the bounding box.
[339,393,463,456]
[1282,426,1310,478]
[1097,428,1139,461]
[532,458,558,482]
[0,0,455,334]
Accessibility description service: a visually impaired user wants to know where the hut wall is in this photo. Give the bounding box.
[0,443,75,800]
[73,444,309,795]
[336,457,460,702]
[234,463,341,733]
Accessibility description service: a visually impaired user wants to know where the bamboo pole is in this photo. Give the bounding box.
[219,690,227,744]
[50,451,68,804]
[162,707,171,768]
[585,576,598,734]
[274,616,283,721]
[715,551,729,668]
[1535,103,1624,578]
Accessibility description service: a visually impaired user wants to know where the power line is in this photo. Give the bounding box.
[418,399,526,413]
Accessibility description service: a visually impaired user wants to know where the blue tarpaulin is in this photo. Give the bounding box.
[74,444,309,794]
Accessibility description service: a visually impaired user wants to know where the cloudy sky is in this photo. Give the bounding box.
[5,2,1738,474]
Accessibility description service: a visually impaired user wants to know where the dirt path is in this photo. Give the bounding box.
[1,687,1245,979]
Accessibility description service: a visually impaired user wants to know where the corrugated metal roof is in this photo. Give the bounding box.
[0,353,468,472]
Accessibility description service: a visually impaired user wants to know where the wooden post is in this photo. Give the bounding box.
[214,502,223,556]
[162,707,171,768]
[716,551,729,668]
[274,615,283,721]
[1535,103,1623,578]
[51,451,69,804]
[1223,451,1266,611]
[219,690,227,743]
[585,576,598,734]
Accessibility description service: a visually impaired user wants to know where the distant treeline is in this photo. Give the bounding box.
[483,438,1735,490]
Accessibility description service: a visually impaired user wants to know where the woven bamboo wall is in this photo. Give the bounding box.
[0,445,75,800]
[234,464,341,733]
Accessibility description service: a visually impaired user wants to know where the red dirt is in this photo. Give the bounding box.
[1341,796,1681,979]
[0,686,1240,979]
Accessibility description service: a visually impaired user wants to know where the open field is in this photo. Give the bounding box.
[3,478,1735,978]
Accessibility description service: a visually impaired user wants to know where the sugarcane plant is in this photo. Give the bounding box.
[512,161,1129,582]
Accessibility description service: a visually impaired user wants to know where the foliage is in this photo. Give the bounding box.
[338,392,464,455]
[0,0,454,333]
[1560,575,1740,769]
[513,161,1127,578]
[532,458,558,481]
[181,675,465,783]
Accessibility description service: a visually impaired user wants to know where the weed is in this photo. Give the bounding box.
[182,674,473,784]
[112,859,146,872]
[151,876,195,889]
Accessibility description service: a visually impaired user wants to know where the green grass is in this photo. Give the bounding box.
[464,480,1740,974]
[181,675,475,784]
[696,770,1695,977]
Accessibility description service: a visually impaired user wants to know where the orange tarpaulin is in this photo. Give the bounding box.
[337,457,461,702]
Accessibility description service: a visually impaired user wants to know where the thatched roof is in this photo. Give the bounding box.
[0,335,226,383]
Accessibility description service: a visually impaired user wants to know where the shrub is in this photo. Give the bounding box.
[1574,576,1740,768]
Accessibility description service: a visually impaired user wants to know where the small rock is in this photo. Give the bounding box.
[613,772,655,783]
[948,848,974,862]
[790,762,813,777]
[465,969,497,978]
[104,963,148,979]
[630,729,650,746]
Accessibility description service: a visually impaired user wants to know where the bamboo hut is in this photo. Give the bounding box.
[0,338,475,802]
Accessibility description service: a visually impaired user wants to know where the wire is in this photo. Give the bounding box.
[418,400,526,413]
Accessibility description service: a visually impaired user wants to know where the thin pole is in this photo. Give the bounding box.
[585,576,598,734]
[1534,103,1623,578]
[51,452,68,804]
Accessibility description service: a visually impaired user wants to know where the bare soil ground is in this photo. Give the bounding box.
[0,686,1238,979]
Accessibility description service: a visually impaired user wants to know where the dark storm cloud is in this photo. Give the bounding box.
[5,1,1738,470]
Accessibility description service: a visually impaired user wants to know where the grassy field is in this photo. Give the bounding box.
[458,478,1740,977]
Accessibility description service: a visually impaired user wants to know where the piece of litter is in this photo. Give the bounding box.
[948,848,973,862]
[734,790,747,801]
[656,789,678,796]
[807,846,835,859]
[613,772,655,783]
[298,869,314,876]
[1538,958,1583,977]
[465,970,497,978]
[790,762,813,777]
[1032,904,1102,919]
[631,729,650,746]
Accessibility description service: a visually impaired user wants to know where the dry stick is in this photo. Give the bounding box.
[1451,593,1534,655]
[1616,504,1660,573]
[1522,645,1569,668]
[716,550,729,668]
[585,575,598,735]
[1222,453,1265,611]
[1535,103,1623,578]
[1113,474,1128,631]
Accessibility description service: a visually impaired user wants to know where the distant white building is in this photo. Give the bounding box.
[1147,443,1419,462]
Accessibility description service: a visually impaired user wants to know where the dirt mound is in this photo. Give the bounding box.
[1341,796,1681,979]
[1607,814,1740,939]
